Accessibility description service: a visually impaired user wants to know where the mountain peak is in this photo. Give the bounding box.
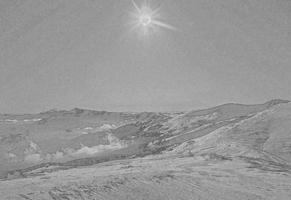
[265,99,290,107]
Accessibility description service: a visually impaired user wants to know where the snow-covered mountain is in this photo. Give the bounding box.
[1,100,291,199]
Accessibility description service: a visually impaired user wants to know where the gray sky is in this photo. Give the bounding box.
[0,0,291,113]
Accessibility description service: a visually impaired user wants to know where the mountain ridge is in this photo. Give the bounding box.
[1,99,289,116]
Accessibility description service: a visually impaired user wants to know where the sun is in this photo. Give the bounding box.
[129,0,176,36]
[139,14,152,27]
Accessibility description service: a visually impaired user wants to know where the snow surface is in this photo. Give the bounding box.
[1,100,291,199]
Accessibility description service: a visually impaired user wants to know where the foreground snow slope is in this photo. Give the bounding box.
[1,155,290,200]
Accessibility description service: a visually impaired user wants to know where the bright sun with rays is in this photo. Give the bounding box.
[129,0,176,36]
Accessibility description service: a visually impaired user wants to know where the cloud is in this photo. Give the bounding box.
[72,134,126,156]
[24,153,42,163]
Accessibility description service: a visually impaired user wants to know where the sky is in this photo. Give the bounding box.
[0,0,290,113]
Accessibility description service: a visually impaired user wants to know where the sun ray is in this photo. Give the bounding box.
[151,6,161,18]
[128,23,140,33]
[131,0,141,13]
[152,20,177,31]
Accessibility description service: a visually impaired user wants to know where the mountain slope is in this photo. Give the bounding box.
[172,101,291,166]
